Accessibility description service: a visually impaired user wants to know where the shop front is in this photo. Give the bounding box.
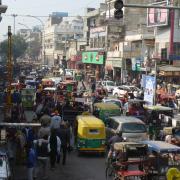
[105,51,122,82]
[158,65,180,84]
[82,51,105,81]
[105,58,122,82]
[69,54,82,70]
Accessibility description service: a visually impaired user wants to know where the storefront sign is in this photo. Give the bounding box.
[147,1,169,27]
[113,60,122,68]
[90,26,107,38]
[82,52,104,65]
[144,76,156,105]
[71,55,82,61]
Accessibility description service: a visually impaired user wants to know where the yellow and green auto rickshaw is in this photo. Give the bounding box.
[93,103,121,125]
[75,115,106,154]
[21,88,36,109]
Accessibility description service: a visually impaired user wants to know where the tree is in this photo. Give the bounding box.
[0,35,28,63]
[28,34,41,60]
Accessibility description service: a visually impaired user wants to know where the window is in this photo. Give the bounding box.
[89,129,99,134]
[161,48,167,60]
[122,123,146,133]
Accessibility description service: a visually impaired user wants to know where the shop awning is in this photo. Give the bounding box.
[106,58,122,68]
[159,65,180,76]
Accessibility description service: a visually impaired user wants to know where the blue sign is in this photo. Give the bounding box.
[52,12,68,17]
[144,76,156,105]
[141,74,146,88]
[169,54,180,60]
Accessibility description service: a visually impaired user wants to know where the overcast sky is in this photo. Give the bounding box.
[0,0,103,40]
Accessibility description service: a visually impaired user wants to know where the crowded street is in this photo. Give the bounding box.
[1,0,180,180]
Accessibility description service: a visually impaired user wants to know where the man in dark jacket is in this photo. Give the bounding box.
[57,121,70,165]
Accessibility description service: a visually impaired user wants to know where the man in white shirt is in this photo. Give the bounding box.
[50,110,61,130]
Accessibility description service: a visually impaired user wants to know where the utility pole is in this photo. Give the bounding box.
[4,26,13,121]
[12,14,17,35]
[27,15,45,65]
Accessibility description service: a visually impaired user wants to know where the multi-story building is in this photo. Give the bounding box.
[44,13,83,66]
[151,0,180,83]
[82,3,125,81]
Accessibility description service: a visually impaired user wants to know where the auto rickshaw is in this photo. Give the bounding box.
[106,142,148,180]
[145,105,173,140]
[93,103,121,125]
[21,88,36,109]
[75,115,106,154]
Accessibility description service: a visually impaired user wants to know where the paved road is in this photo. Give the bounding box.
[14,151,106,180]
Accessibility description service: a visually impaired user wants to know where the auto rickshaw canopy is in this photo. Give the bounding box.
[144,105,173,111]
[76,115,105,139]
[94,102,120,110]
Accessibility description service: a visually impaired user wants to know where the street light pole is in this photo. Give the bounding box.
[27,15,45,65]
[18,23,32,59]
[12,14,17,35]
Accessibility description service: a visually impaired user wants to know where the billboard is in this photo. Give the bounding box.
[90,26,107,38]
[147,1,169,27]
[52,12,68,17]
[144,76,156,105]
[82,52,105,65]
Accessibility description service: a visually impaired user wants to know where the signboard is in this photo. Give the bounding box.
[90,26,107,38]
[131,57,144,71]
[147,1,169,27]
[82,52,104,65]
[52,12,68,17]
[144,76,156,105]
[141,74,146,88]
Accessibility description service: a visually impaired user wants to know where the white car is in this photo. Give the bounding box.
[113,86,129,97]
[113,85,142,98]
[97,81,116,93]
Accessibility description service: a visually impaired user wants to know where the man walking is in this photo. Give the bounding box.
[57,121,70,165]
[50,110,61,130]
[35,135,49,179]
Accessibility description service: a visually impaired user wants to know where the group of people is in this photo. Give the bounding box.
[26,108,71,180]
[6,92,72,180]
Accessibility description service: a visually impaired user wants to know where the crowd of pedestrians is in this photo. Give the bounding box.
[25,105,71,180]
[6,92,72,180]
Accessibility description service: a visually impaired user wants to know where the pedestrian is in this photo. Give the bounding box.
[23,127,35,144]
[50,110,61,130]
[36,102,44,120]
[57,121,70,165]
[48,129,61,169]
[40,109,51,127]
[35,135,49,179]
[26,142,37,180]
[38,123,50,139]
[91,80,96,93]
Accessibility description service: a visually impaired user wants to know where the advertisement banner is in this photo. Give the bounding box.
[144,76,156,105]
[82,52,104,65]
[147,1,169,27]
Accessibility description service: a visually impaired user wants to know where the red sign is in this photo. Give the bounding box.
[71,55,82,61]
[147,1,169,27]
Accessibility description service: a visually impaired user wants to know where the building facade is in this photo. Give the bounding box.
[44,13,83,66]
